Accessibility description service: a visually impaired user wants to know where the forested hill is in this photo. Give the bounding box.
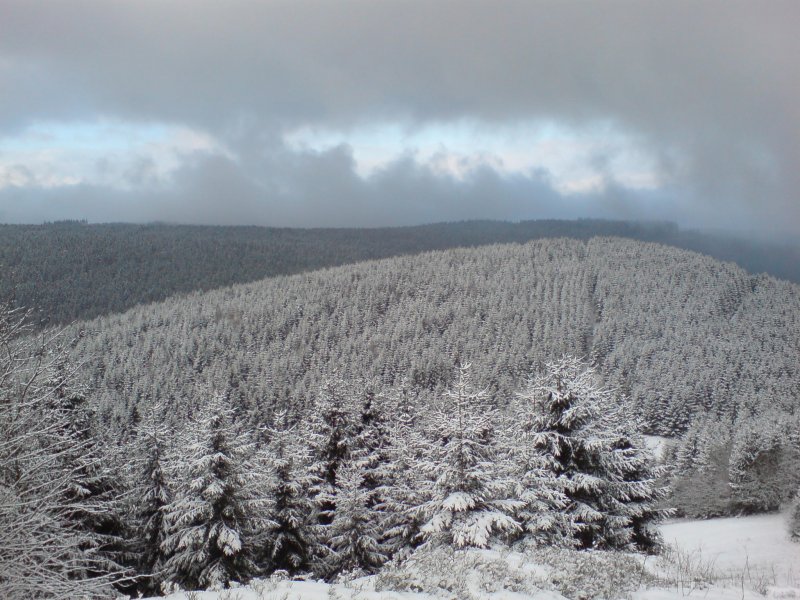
[68,236,800,439]
[2,219,798,327]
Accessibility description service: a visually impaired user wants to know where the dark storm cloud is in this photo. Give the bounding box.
[0,0,797,233]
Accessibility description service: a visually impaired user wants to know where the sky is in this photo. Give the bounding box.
[0,1,798,236]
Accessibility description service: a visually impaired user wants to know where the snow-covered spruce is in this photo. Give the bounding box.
[380,379,428,559]
[305,376,359,530]
[413,363,522,548]
[515,356,668,551]
[728,413,794,514]
[323,390,395,574]
[322,460,390,576]
[129,403,173,595]
[161,393,270,590]
[256,416,318,575]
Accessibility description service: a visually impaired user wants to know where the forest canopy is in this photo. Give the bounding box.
[2,219,798,327]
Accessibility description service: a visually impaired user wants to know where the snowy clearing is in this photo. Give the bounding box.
[659,510,800,585]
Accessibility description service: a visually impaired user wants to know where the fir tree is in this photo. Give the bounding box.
[161,393,268,590]
[517,356,668,552]
[380,380,427,558]
[257,417,318,576]
[130,404,173,595]
[307,377,357,526]
[414,364,521,548]
[323,461,389,577]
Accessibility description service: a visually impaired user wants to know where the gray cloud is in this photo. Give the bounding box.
[0,0,797,234]
[0,140,677,228]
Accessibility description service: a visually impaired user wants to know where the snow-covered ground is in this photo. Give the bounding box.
[660,511,800,583]
[149,511,800,600]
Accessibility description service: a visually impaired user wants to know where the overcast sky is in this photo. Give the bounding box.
[0,1,797,235]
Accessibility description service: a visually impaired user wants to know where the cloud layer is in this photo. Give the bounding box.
[0,1,797,234]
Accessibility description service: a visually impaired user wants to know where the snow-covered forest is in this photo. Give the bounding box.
[72,237,800,438]
[2,220,799,328]
[2,236,800,599]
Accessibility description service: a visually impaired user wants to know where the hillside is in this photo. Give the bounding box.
[6,235,800,598]
[67,236,800,438]
[2,219,798,327]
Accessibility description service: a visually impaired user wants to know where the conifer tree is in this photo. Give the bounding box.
[320,390,395,576]
[257,417,317,576]
[130,404,173,595]
[670,420,734,519]
[508,426,571,547]
[414,364,521,548]
[729,416,785,514]
[381,380,427,558]
[161,393,268,590]
[516,356,668,552]
[307,377,357,526]
[323,461,390,577]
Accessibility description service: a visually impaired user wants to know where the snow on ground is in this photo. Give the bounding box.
[632,587,797,600]
[659,510,800,585]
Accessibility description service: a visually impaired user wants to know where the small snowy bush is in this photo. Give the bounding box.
[374,544,654,600]
[374,545,540,599]
[535,547,655,600]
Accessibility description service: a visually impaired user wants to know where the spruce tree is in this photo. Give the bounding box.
[414,364,521,548]
[509,428,571,547]
[130,404,173,595]
[516,356,668,552]
[0,305,119,598]
[670,419,734,518]
[161,393,268,590]
[729,416,785,514]
[381,380,427,558]
[323,461,389,577]
[321,390,394,576]
[307,377,357,526]
[257,417,317,576]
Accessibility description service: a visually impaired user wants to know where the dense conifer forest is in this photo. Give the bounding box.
[66,237,799,437]
[1,219,798,327]
[2,235,799,598]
